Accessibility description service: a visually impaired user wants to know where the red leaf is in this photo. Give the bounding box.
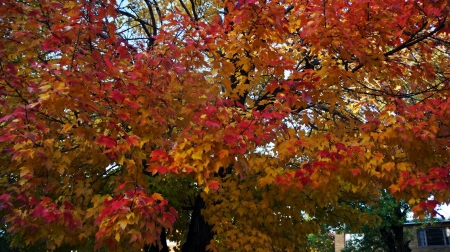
[29,197,39,207]
[163,212,176,224]
[174,67,185,74]
[146,165,169,175]
[40,197,52,205]
[205,120,220,128]
[405,178,417,186]
[429,167,448,177]
[111,200,125,211]
[0,133,16,142]
[42,211,60,224]
[161,59,171,70]
[63,211,73,224]
[0,194,11,202]
[422,183,434,192]
[111,90,125,103]
[317,150,329,158]
[92,50,102,62]
[169,207,178,218]
[28,10,40,16]
[104,58,114,70]
[275,175,291,185]
[150,149,170,162]
[63,201,75,210]
[351,169,361,176]
[206,181,220,191]
[42,39,56,52]
[32,205,46,218]
[118,112,131,121]
[336,142,346,151]
[96,135,116,148]
[16,194,28,204]
[126,135,140,146]
[294,170,305,178]
[117,181,131,190]
[0,114,13,123]
[434,182,448,190]
[5,62,17,75]
[224,134,239,144]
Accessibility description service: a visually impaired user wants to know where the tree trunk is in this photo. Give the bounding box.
[392,204,411,252]
[393,225,411,252]
[380,226,396,252]
[181,194,214,252]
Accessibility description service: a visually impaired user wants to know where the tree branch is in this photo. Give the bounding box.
[178,0,193,20]
[143,0,158,36]
[116,9,154,44]
[189,0,199,21]
[352,18,446,73]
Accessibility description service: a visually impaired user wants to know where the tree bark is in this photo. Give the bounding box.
[181,194,214,252]
[393,204,411,252]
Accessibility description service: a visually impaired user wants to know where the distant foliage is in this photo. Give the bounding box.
[342,191,412,252]
[307,232,335,252]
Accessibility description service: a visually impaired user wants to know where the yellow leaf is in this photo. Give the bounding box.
[192,149,203,160]
[152,193,164,201]
[75,187,85,197]
[57,165,65,175]
[118,219,128,230]
[54,234,63,247]
[203,143,212,152]
[389,184,400,193]
[237,207,245,216]
[61,124,73,134]
[86,208,96,219]
[20,166,31,177]
[115,232,120,242]
[64,2,76,8]
[381,162,395,172]
[218,150,228,159]
[118,154,125,165]
[43,139,54,150]
[397,162,410,171]
[126,212,135,220]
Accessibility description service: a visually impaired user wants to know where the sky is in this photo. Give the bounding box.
[434,204,450,219]
[406,203,450,221]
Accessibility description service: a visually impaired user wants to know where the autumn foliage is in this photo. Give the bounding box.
[0,0,449,251]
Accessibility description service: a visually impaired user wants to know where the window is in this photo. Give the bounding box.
[418,227,450,246]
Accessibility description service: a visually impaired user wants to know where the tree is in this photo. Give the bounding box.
[0,0,449,251]
[342,191,412,252]
[307,226,335,252]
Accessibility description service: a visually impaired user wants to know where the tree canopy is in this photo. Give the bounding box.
[0,0,449,251]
